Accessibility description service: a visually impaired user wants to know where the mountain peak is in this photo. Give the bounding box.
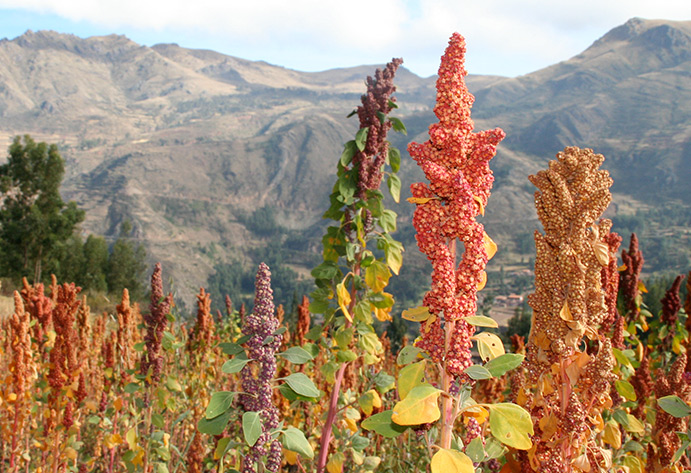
[591,17,691,51]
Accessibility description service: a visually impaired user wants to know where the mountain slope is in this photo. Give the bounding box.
[0,19,689,302]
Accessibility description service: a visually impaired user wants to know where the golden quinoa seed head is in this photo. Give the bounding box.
[518,147,616,471]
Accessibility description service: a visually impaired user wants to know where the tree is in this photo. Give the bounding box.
[106,222,147,300]
[0,135,84,282]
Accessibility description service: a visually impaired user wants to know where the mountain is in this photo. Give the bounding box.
[0,19,689,304]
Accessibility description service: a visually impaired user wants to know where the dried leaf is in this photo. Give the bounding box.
[591,240,610,266]
[473,195,485,216]
[402,306,431,322]
[539,412,558,441]
[337,282,352,322]
[484,232,498,260]
[407,197,436,204]
[559,301,573,321]
[477,271,487,290]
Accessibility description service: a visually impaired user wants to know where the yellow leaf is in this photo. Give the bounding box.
[539,412,558,441]
[343,417,358,433]
[131,448,145,467]
[397,361,427,400]
[391,384,441,425]
[477,271,487,291]
[402,306,431,322]
[461,405,489,425]
[126,427,137,450]
[473,195,485,216]
[365,261,391,293]
[64,447,78,460]
[623,456,643,473]
[407,197,436,204]
[618,264,627,271]
[283,449,298,466]
[6,392,17,402]
[603,420,621,448]
[624,414,645,434]
[113,397,123,411]
[483,232,498,260]
[423,314,437,333]
[591,240,610,266]
[559,301,573,321]
[373,306,392,322]
[638,281,648,293]
[327,452,345,473]
[104,433,123,449]
[358,389,382,415]
[431,449,474,473]
[472,332,505,361]
[337,282,352,323]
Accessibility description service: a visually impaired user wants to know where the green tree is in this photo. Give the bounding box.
[82,234,109,292]
[0,135,84,282]
[106,222,147,299]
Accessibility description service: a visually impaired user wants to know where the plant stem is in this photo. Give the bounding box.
[316,360,348,473]
[439,239,457,450]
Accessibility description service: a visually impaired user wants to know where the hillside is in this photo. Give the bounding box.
[0,18,689,304]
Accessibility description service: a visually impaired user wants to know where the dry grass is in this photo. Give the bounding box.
[0,294,14,320]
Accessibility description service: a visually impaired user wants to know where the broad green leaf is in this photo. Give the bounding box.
[398,360,427,399]
[464,365,493,380]
[487,403,534,450]
[430,449,474,473]
[282,427,314,459]
[221,353,251,374]
[397,345,423,366]
[379,209,397,233]
[242,412,262,447]
[389,117,407,135]
[280,373,321,398]
[214,437,231,461]
[615,379,637,402]
[388,147,401,172]
[277,384,319,403]
[657,395,691,418]
[340,140,358,167]
[361,410,407,438]
[401,306,431,322]
[197,410,232,435]
[373,372,396,394]
[359,331,383,355]
[485,354,525,378]
[205,391,236,419]
[277,346,314,364]
[387,174,401,203]
[219,342,244,356]
[391,384,441,425]
[465,437,486,463]
[355,127,369,151]
[464,315,498,328]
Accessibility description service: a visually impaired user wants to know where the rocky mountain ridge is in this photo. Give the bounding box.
[0,18,689,303]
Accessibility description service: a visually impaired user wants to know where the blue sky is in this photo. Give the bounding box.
[0,0,689,78]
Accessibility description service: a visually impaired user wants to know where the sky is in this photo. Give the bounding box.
[0,1,690,78]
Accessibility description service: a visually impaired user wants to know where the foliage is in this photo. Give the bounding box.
[0,135,85,282]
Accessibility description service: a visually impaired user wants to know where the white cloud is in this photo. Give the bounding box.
[1,0,690,76]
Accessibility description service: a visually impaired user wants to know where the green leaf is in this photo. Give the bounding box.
[387,174,401,203]
[397,345,423,366]
[282,427,314,458]
[197,410,232,436]
[337,350,358,362]
[484,354,525,378]
[361,410,407,438]
[242,412,262,447]
[398,360,427,399]
[487,403,534,450]
[277,346,314,364]
[221,353,251,374]
[388,147,401,173]
[219,342,244,356]
[379,209,397,233]
[615,379,637,402]
[464,315,499,328]
[340,140,358,167]
[280,373,321,398]
[206,391,236,419]
[355,127,369,151]
[389,117,407,135]
[658,395,691,418]
[464,365,493,380]
[311,261,340,281]
[373,372,396,394]
[277,384,319,403]
[466,437,486,463]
